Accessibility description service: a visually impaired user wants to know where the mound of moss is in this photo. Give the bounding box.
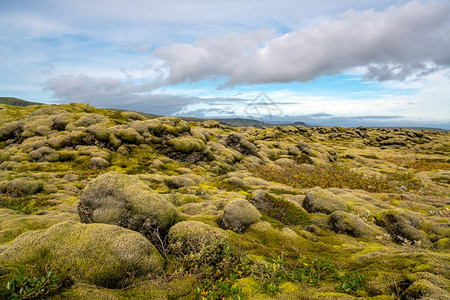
[78,172,179,240]
[0,221,164,287]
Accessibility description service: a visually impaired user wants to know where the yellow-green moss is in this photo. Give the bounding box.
[0,221,164,287]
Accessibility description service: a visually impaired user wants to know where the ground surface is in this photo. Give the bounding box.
[0,102,448,299]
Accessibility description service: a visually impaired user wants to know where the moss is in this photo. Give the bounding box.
[0,209,77,243]
[64,130,88,146]
[29,146,60,162]
[243,221,306,253]
[87,125,111,141]
[166,136,206,153]
[0,221,164,288]
[73,113,108,127]
[0,150,11,163]
[233,277,259,298]
[115,127,144,144]
[89,157,110,168]
[221,199,261,233]
[165,193,203,206]
[250,191,310,226]
[121,111,147,121]
[303,187,347,214]
[0,177,43,195]
[78,172,180,238]
[374,209,430,246]
[168,220,225,253]
[46,134,66,149]
[49,113,76,131]
[225,133,259,157]
[166,175,196,189]
[436,238,449,251]
[328,211,382,238]
[402,279,449,299]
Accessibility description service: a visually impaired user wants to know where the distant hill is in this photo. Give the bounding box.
[0,97,43,107]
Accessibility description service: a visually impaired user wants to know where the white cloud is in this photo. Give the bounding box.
[154,1,450,86]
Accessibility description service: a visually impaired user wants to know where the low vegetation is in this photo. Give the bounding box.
[0,100,448,299]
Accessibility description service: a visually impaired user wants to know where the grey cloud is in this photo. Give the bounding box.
[363,63,440,81]
[153,1,450,86]
[45,75,201,115]
[310,112,333,117]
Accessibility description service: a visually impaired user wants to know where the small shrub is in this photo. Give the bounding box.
[335,271,366,294]
[0,269,62,300]
[291,256,336,287]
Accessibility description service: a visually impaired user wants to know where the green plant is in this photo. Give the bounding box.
[291,256,336,287]
[172,234,250,299]
[335,271,366,294]
[250,257,286,296]
[0,269,62,300]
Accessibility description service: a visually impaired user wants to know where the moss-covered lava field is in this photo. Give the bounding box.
[0,102,449,299]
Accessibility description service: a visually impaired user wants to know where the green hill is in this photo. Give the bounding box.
[0,97,43,107]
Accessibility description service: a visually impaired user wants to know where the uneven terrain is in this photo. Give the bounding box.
[0,102,448,299]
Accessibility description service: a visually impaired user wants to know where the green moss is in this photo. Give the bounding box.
[0,221,164,288]
[221,199,261,233]
[0,209,77,243]
[303,187,347,214]
[168,220,226,253]
[0,177,43,195]
[79,172,180,237]
[328,211,382,238]
[436,238,449,251]
[166,136,206,153]
[251,191,310,226]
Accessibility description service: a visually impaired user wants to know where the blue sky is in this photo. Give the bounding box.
[1,0,449,128]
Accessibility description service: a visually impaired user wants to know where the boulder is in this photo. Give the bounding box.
[250,190,309,225]
[0,221,164,287]
[168,221,225,254]
[78,172,179,240]
[0,177,43,195]
[303,187,347,214]
[225,133,259,157]
[374,209,430,245]
[221,199,261,233]
[328,211,383,238]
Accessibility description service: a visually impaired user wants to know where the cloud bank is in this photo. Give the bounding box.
[154,1,450,87]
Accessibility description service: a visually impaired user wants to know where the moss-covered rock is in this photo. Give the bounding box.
[0,209,77,244]
[49,113,76,131]
[29,146,60,162]
[374,209,430,245]
[0,221,164,287]
[0,177,43,195]
[89,157,110,168]
[73,114,108,127]
[166,136,206,153]
[303,187,347,214]
[221,199,261,233]
[0,121,23,141]
[436,238,449,251]
[168,220,225,254]
[165,175,196,189]
[0,150,11,163]
[78,172,179,240]
[87,125,111,142]
[250,190,310,225]
[225,133,259,157]
[328,211,383,238]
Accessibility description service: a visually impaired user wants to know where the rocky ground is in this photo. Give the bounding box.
[0,102,448,299]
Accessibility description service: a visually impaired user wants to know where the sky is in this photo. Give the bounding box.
[1,0,449,128]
